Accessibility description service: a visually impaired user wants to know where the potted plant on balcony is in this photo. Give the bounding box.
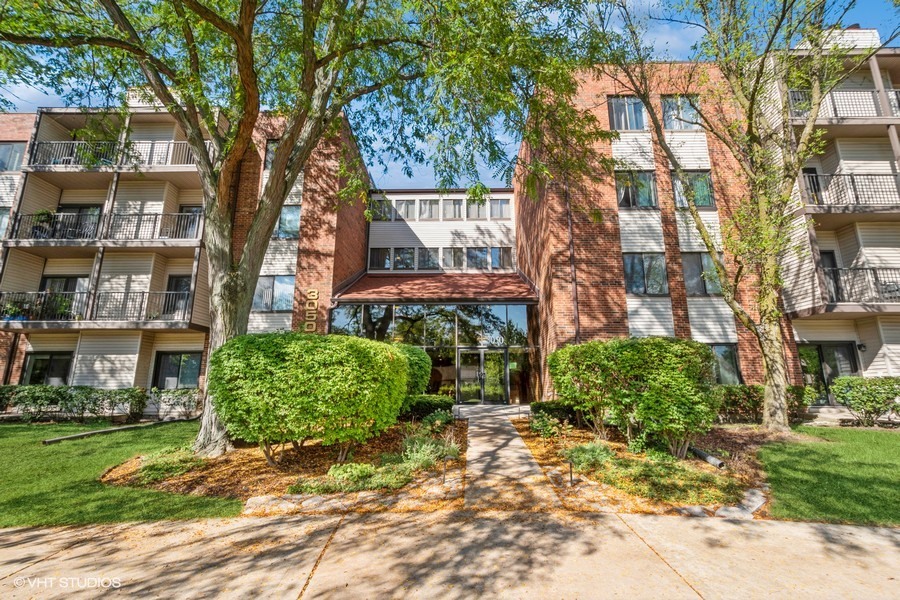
[31,209,55,239]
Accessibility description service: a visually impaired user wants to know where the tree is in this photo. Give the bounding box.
[591,0,898,431]
[0,0,609,454]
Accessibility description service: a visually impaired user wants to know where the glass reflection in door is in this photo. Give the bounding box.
[458,350,482,404]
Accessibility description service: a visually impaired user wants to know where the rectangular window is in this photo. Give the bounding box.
[467,247,488,269]
[616,172,657,208]
[22,352,72,385]
[154,352,202,389]
[0,207,9,238]
[623,253,669,295]
[466,201,487,220]
[273,205,301,239]
[393,247,416,270]
[662,95,701,130]
[490,198,510,219]
[252,275,295,311]
[683,253,722,296]
[419,199,440,220]
[369,248,391,270]
[491,247,513,269]
[418,247,440,270]
[710,344,741,385]
[395,199,416,221]
[673,171,714,208]
[443,199,463,220]
[264,140,278,170]
[608,96,645,130]
[442,247,464,269]
[370,199,393,221]
[0,142,26,171]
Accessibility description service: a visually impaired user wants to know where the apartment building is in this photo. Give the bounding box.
[781,28,900,403]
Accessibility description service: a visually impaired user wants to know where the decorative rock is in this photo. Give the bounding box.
[739,489,767,514]
[676,505,709,518]
[243,495,278,510]
[715,506,754,520]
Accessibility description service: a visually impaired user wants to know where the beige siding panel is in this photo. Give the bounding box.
[626,296,675,337]
[114,181,166,213]
[780,216,819,312]
[149,254,167,293]
[856,223,900,267]
[59,189,107,206]
[1,251,44,291]
[248,312,291,334]
[619,211,665,253]
[879,318,900,376]
[153,332,206,351]
[27,334,79,352]
[98,253,152,292]
[835,139,895,174]
[129,122,175,141]
[43,258,94,276]
[162,182,179,214]
[178,189,203,207]
[165,258,194,276]
[0,174,21,206]
[675,210,722,252]
[260,240,300,275]
[818,143,840,174]
[664,131,710,169]
[817,230,839,255]
[687,297,737,343]
[611,132,654,169]
[856,318,887,375]
[836,225,862,267]
[192,250,210,328]
[792,320,859,342]
[367,221,516,249]
[19,176,60,214]
[70,332,141,389]
[134,332,155,389]
[35,117,69,143]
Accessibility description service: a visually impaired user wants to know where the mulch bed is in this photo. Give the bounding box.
[692,425,811,486]
[103,421,468,503]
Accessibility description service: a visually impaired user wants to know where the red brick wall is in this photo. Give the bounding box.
[0,113,36,146]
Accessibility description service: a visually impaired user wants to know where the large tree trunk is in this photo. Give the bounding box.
[758,318,791,432]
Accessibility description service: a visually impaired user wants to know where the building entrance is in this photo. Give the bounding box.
[457,348,508,404]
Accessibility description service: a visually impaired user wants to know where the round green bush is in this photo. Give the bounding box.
[208,333,409,449]
[831,376,900,426]
[395,344,431,395]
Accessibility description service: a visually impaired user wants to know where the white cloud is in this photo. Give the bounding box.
[1,83,64,111]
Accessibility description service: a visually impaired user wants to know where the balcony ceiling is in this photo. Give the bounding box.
[27,170,114,189]
[117,170,203,188]
[808,208,900,229]
[795,122,900,139]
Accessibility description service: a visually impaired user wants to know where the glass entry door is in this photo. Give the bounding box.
[798,342,858,405]
[457,349,508,405]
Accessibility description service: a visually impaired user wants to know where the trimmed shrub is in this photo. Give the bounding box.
[11,385,71,421]
[149,388,202,420]
[788,385,816,422]
[9,386,148,422]
[716,385,764,423]
[530,412,563,438]
[530,400,577,423]
[831,376,900,426]
[548,342,614,437]
[0,385,17,411]
[395,345,431,396]
[421,409,453,433]
[208,333,408,463]
[400,394,454,420]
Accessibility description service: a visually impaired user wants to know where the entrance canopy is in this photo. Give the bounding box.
[334,273,537,304]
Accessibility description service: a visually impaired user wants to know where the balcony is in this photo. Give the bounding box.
[822,267,900,304]
[789,89,900,119]
[106,213,202,240]
[0,290,191,325]
[9,212,202,245]
[804,174,900,206]
[0,291,90,321]
[28,140,213,168]
[13,213,100,240]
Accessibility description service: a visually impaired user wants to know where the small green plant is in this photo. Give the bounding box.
[421,409,453,433]
[831,376,900,426]
[400,394,455,420]
[562,442,614,471]
[327,462,377,483]
[530,412,563,438]
[138,446,204,484]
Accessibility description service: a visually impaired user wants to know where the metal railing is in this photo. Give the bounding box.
[105,212,202,240]
[789,89,900,119]
[29,141,119,167]
[123,140,212,166]
[804,174,900,206]
[0,291,89,321]
[13,213,101,240]
[822,268,900,303]
[92,291,192,321]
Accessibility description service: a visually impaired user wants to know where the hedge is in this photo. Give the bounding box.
[831,376,900,426]
[208,333,408,462]
[400,394,455,420]
[530,400,578,423]
[6,385,148,422]
[717,384,814,424]
[395,345,431,397]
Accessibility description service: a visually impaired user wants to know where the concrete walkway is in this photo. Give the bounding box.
[2,512,898,599]
[458,405,560,510]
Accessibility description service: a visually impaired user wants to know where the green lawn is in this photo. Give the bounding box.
[758,426,900,527]
[0,421,242,527]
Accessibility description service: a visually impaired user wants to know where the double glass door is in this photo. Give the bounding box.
[798,342,858,405]
[458,349,508,404]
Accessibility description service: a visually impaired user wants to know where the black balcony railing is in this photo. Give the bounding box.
[789,89,900,119]
[804,174,900,206]
[29,141,119,167]
[822,268,900,303]
[105,213,202,240]
[0,291,89,321]
[92,291,191,321]
[13,213,101,240]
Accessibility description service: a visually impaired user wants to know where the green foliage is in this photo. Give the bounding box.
[548,342,614,436]
[421,409,453,433]
[150,388,202,419]
[530,412,571,439]
[400,394,455,420]
[9,386,148,422]
[327,462,378,484]
[831,376,900,427]
[139,446,204,484]
[0,385,16,410]
[529,400,578,423]
[562,442,614,471]
[209,333,408,450]
[600,456,744,505]
[395,345,431,397]
[716,385,765,423]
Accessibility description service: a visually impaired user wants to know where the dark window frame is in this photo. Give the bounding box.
[152,351,202,390]
[251,274,295,312]
[272,204,301,239]
[21,351,73,385]
[622,252,669,296]
[709,343,742,385]
[616,171,658,209]
[682,252,723,296]
[0,142,26,172]
[661,95,701,130]
[672,170,715,209]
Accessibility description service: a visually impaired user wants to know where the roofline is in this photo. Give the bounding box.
[370,187,513,194]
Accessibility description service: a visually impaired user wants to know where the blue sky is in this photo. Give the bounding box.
[3,0,897,189]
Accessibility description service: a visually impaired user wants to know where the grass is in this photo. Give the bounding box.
[758,426,900,526]
[0,421,242,527]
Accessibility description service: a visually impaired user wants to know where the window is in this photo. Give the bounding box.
[490,198,511,219]
[0,142,26,171]
[22,352,72,385]
[443,198,463,220]
[623,253,669,295]
[662,96,701,130]
[467,247,488,269]
[491,247,513,269]
[252,275,295,311]
[673,171,714,208]
[710,344,741,385]
[370,199,393,221]
[154,352,202,389]
[418,248,440,270]
[0,207,8,238]
[419,199,440,220]
[608,96,645,130]
[393,247,415,270]
[616,172,657,208]
[467,200,487,220]
[682,253,722,296]
[443,247,464,269]
[395,199,416,221]
[369,248,391,270]
[273,205,301,239]
[264,140,278,170]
